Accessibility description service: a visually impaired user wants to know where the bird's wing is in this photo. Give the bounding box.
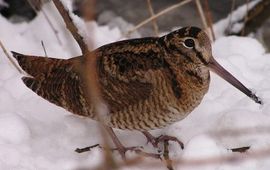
[11,37,168,116]
[95,37,166,113]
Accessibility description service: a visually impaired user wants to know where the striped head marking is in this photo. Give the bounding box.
[162,26,212,66]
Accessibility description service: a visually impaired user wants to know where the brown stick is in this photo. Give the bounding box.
[41,41,48,57]
[125,0,193,37]
[202,0,215,41]
[41,9,63,45]
[163,140,174,170]
[195,0,213,41]
[26,0,62,46]
[232,0,270,36]
[195,0,208,29]
[146,0,159,36]
[226,0,236,34]
[51,1,119,169]
[52,0,89,54]
[0,40,23,73]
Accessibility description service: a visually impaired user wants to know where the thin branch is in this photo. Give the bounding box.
[125,0,193,37]
[115,145,270,169]
[51,0,117,169]
[52,0,89,54]
[26,0,63,45]
[41,9,63,45]
[202,0,215,41]
[163,141,174,170]
[146,0,159,36]
[195,0,213,41]
[241,0,250,35]
[228,0,270,36]
[41,41,48,57]
[0,40,23,73]
[226,0,236,34]
[195,0,208,29]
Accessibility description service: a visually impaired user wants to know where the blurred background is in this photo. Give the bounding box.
[1,0,270,50]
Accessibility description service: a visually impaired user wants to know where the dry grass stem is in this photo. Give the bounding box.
[195,0,208,29]
[41,9,63,45]
[241,0,250,35]
[52,0,88,54]
[195,0,213,41]
[202,0,215,40]
[0,40,23,73]
[163,141,174,170]
[41,40,48,57]
[226,0,236,33]
[146,0,159,36]
[52,0,117,169]
[116,146,270,169]
[125,0,193,37]
[26,0,63,45]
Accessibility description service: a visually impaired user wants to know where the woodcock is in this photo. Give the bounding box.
[12,26,261,137]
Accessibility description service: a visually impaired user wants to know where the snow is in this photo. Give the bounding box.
[0,0,8,7]
[1,1,270,170]
[214,0,261,38]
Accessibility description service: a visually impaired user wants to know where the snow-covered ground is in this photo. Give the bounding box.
[1,2,270,170]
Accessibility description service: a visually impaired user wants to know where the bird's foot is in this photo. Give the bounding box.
[142,131,184,151]
[75,144,160,159]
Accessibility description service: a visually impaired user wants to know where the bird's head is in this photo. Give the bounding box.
[162,26,262,104]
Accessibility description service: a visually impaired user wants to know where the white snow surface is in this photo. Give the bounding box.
[214,0,261,38]
[1,2,270,170]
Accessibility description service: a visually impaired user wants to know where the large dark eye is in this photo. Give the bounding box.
[183,39,195,48]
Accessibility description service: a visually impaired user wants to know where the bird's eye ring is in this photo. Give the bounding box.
[183,38,195,48]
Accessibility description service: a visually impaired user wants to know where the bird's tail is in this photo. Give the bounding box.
[11,51,90,116]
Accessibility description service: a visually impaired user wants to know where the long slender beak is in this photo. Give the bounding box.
[208,57,262,105]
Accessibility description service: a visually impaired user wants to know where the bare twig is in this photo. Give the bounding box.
[0,40,23,73]
[241,0,250,36]
[75,144,101,153]
[226,0,236,34]
[226,0,270,36]
[52,0,89,54]
[51,0,118,169]
[202,0,215,40]
[41,41,48,57]
[26,0,43,10]
[195,0,213,41]
[146,0,159,36]
[26,0,63,45]
[163,140,173,170]
[125,0,193,37]
[195,0,208,29]
[104,124,270,169]
[115,145,270,169]
[41,9,63,45]
[230,146,250,153]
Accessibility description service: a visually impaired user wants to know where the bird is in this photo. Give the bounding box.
[12,26,261,157]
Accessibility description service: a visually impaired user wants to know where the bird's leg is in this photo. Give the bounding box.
[106,126,138,160]
[105,127,161,159]
[142,131,184,150]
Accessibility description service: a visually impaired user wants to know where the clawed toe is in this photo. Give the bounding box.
[142,131,184,150]
[157,135,184,149]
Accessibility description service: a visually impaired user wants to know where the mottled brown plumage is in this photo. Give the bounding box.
[12,27,261,132]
